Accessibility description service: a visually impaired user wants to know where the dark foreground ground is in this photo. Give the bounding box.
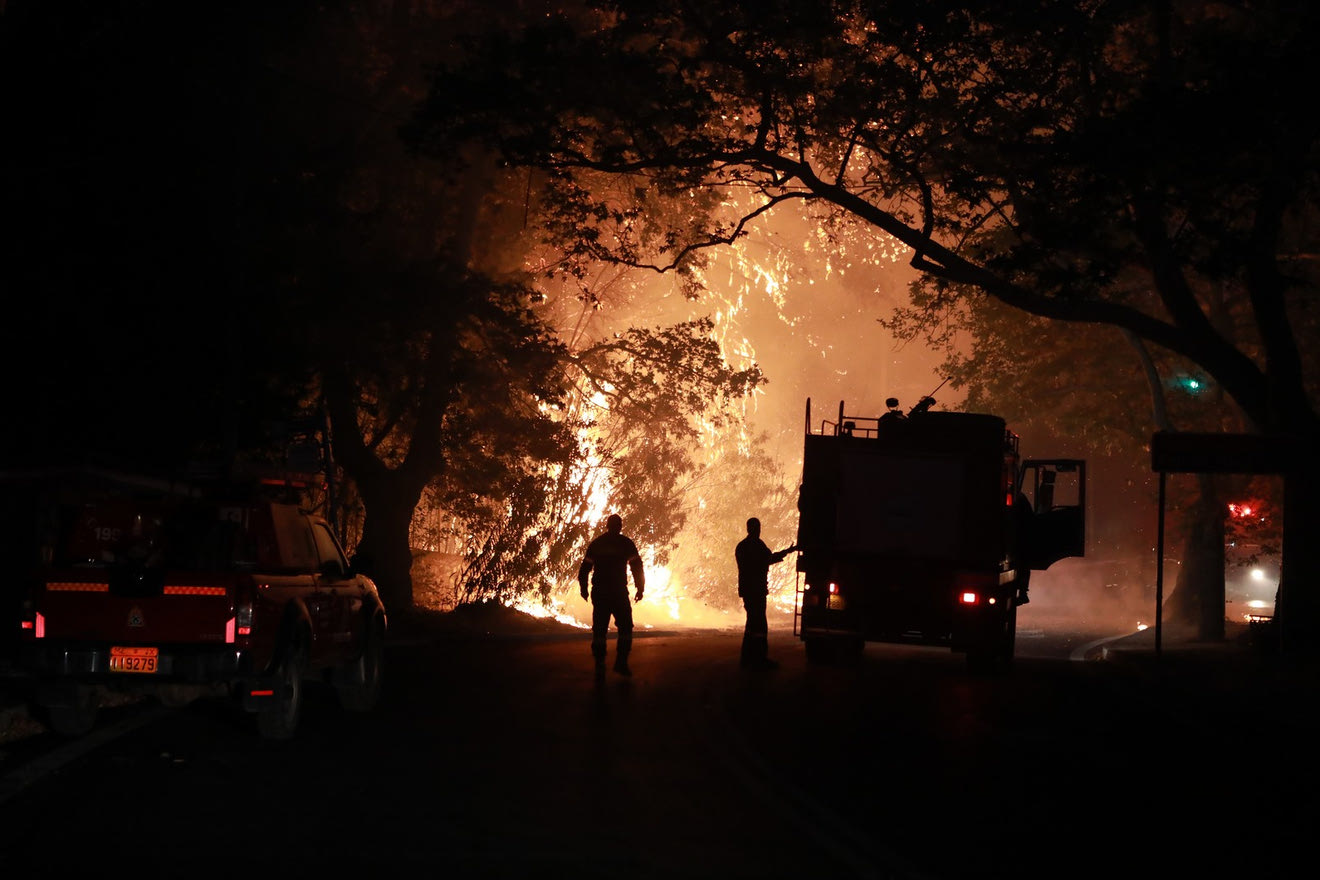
[2,602,1316,880]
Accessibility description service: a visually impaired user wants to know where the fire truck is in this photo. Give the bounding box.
[793,397,1085,670]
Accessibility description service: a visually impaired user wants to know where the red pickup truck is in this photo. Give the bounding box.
[10,467,387,740]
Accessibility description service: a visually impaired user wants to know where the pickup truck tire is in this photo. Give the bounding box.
[335,614,384,712]
[257,632,308,741]
[47,684,98,738]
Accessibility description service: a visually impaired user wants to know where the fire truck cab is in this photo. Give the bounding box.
[794,398,1085,671]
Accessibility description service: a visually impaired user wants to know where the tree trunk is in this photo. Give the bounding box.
[351,473,426,616]
[1164,474,1226,641]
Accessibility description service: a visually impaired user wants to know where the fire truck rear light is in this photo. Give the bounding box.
[960,591,979,605]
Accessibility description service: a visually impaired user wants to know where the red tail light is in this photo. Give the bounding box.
[955,571,1002,606]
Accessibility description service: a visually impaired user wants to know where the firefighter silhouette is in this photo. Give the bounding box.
[735,517,796,668]
[578,514,645,677]
[879,397,906,421]
[1013,492,1034,605]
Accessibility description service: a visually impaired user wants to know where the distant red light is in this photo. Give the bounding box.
[960,591,979,605]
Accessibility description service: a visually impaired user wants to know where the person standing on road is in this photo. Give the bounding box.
[735,517,796,669]
[1012,491,1034,606]
[578,513,645,677]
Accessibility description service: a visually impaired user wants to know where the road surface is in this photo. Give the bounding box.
[0,613,1313,879]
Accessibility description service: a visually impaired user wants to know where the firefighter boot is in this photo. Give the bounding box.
[741,634,770,668]
[614,631,633,676]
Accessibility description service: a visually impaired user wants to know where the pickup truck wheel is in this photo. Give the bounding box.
[336,615,384,712]
[257,635,307,740]
[47,684,98,737]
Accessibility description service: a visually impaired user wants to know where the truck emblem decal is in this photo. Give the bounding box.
[127,607,145,627]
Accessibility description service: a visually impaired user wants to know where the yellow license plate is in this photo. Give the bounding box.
[827,594,846,610]
[109,646,158,674]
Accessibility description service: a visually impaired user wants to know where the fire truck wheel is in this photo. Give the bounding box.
[966,646,996,674]
[804,637,833,664]
[999,604,1018,664]
[336,614,385,712]
[967,606,1017,674]
[805,636,863,665]
[257,632,308,740]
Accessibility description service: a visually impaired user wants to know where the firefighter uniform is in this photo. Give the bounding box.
[578,515,645,676]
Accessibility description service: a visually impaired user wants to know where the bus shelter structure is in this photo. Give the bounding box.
[1149,431,1303,655]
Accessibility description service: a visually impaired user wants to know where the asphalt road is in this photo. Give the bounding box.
[0,612,1314,880]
